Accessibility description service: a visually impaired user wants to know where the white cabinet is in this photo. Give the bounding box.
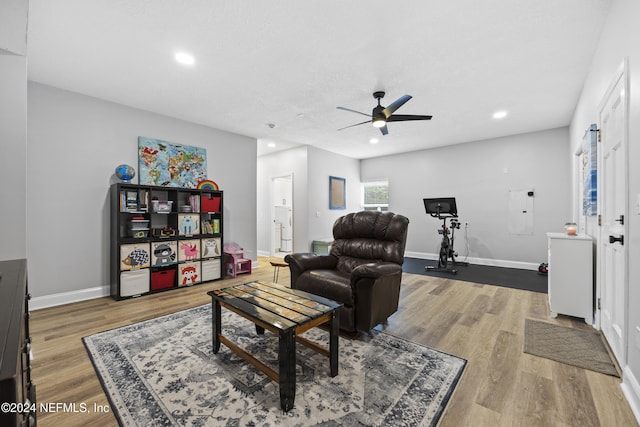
[546,232,593,323]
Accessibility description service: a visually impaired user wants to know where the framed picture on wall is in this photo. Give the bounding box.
[329,176,346,210]
[138,136,207,188]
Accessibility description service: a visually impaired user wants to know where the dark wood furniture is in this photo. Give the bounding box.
[208,282,342,412]
[110,183,224,299]
[0,259,36,427]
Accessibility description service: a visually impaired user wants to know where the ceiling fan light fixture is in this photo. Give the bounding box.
[372,118,386,128]
[371,114,387,128]
[336,91,432,135]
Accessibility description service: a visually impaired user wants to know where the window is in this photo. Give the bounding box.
[362,180,389,211]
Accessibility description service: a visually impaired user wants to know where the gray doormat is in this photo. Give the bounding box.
[524,319,619,377]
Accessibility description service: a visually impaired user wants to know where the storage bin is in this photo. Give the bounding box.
[202,258,221,281]
[152,200,173,213]
[178,261,201,286]
[129,229,149,238]
[201,194,221,213]
[151,267,176,290]
[201,237,221,258]
[129,219,150,238]
[120,243,151,270]
[178,214,200,236]
[120,269,149,297]
[151,240,177,266]
[129,219,149,228]
[178,239,200,262]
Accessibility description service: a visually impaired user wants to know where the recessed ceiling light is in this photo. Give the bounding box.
[369,138,379,144]
[175,52,195,66]
[493,110,508,119]
[267,142,276,148]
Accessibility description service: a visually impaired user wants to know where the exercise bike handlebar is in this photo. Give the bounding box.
[429,210,458,219]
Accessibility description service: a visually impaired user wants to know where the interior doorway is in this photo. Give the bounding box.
[271,173,293,258]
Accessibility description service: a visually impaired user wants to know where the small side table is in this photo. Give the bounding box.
[270,260,288,284]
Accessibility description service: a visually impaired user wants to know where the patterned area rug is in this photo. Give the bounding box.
[524,319,619,377]
[83,305,466,426]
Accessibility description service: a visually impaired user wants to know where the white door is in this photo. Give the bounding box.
[598,60,629,365]
[271,174,293,256]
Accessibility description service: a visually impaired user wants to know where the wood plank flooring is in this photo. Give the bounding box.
[29,258,638,426]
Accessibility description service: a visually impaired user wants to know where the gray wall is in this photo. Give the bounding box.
[306,145,361,242]
[361,127,571,267]
[256,145,360,255]
[0,0,29,261]
[257,146,309,254]
[27,82,257,303]
[570,0,640,411]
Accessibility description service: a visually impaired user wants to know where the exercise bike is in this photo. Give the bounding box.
[423,197,468,274]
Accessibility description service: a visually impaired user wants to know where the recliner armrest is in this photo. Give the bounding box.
[351,262,402,282]
[285,253,338,275]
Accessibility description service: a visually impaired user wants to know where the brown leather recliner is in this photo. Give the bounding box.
[285,211,409,332]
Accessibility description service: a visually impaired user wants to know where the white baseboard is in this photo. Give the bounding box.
[29,254,537,310]
[31,286,110,311]
[404,251,539,271]
[622,365,640,424]
[32,259,261,310]
[256,250,271,257]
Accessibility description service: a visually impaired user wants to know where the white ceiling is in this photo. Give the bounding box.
[27,0,611,159]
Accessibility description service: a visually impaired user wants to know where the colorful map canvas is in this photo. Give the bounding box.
[138,137,207,188]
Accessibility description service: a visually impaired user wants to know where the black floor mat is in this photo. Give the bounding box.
[402,257,548,293]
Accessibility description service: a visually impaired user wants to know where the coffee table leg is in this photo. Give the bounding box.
[279,329,296,412]
[212,299,221,354]
[329,310,339,377]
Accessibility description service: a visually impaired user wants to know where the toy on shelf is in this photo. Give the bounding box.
[223,242,252,278]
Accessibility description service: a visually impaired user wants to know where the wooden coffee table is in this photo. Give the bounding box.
[207,281,342,412]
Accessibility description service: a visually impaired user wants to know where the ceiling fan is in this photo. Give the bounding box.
[337,91,432,135]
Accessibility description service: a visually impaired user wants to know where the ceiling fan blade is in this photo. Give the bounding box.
[336,106,371,118]
[386,114,432,122]
[337,119,371,131]
[379,125,389,136]
[382,95,412,117]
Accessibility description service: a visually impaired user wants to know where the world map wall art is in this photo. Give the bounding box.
[138,136,207,188]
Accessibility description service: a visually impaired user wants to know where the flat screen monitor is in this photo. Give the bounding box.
[423,197,458,217]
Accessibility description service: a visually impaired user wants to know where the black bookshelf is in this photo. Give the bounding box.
[110,183,224,299]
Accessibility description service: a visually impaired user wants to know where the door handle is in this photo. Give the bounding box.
[609,235,624,245]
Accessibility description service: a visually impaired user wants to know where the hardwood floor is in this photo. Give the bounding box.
[30,258,638,426]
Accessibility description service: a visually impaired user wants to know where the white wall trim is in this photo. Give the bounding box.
[31,254,538,310]
[31,286,109,311]
[404,251,539,271]
[256,249,271,257]
[622,366,640,425]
